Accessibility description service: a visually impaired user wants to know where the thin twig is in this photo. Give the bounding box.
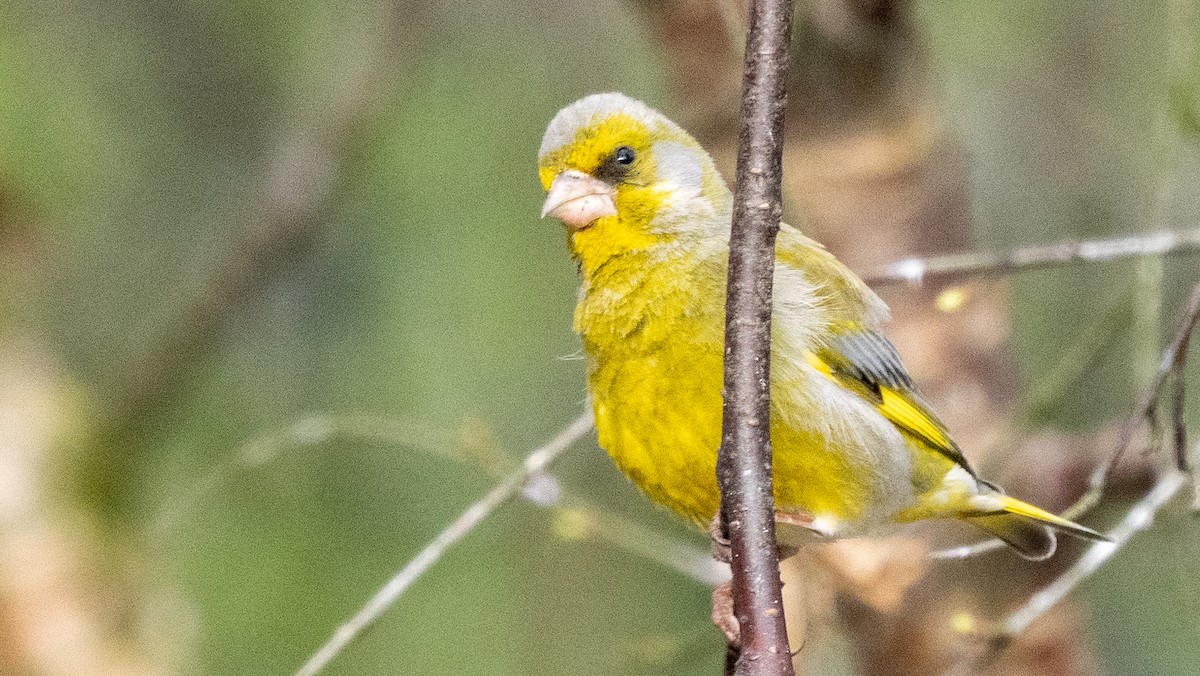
[293,410,594,676]
[930,289,1131,561]
[1000,468,1188,636]
[716,0,796,673]
[145,414,461,542]
[1168,288,1195,471]
[1063,281,1200,521]
[148,411,722,586]
[943,469,1188,676]
[862,229,1200,288]
[940,285,1200,673]
[559,494,731,586]
[1172,345,1190,472]
[935,283,1200,560]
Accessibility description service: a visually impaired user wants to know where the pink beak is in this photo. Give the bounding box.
[541,170,617,231]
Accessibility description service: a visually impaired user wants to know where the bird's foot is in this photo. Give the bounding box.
[711,513,804,563]
[709,514,732,564]
[711,581,740,647]
[708,514,799,651]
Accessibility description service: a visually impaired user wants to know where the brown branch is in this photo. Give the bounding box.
[862,228,1200,287]
[715,0,796,674]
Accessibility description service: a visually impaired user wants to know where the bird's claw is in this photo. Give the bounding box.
[711,581,741,647]
[710,513,803,563]
[709,514,733,564]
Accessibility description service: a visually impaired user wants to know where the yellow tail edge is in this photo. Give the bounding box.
[995,495,1109,542]
[963,495,1109,561]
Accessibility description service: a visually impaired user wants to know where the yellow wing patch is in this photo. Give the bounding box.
[806,350,971,472]
[877,387,955,455]
[804,351,833,377]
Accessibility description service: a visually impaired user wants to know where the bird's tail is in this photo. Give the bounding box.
[962,494,1109,561]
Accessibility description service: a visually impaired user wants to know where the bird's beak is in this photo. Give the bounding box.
[541,170,616,231]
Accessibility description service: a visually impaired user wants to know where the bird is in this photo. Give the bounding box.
[537,92,1105,560]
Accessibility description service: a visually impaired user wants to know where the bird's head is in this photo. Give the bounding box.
[538,93,731,270]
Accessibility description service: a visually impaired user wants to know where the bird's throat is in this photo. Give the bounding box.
[567,217,664,280]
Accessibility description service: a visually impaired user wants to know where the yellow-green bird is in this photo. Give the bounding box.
[538,93,1104,559]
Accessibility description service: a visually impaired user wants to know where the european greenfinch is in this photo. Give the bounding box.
[538,93,1104,559]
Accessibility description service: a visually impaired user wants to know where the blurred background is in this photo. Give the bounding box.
[2,0,1199,674]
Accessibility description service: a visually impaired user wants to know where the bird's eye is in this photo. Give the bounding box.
[595,145,638,184]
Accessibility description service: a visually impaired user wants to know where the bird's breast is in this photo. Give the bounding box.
[574,248,728,524]
[572,249,918,531]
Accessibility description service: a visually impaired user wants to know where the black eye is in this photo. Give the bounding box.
[595,145,638,183]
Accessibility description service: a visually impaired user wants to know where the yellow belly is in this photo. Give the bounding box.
[588,326,886,530]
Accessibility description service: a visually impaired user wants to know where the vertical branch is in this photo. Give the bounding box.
[716,0,795,674]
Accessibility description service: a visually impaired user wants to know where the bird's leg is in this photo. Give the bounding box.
[712,512,807,559]
[708,512,804,647]
[709,515,739,646]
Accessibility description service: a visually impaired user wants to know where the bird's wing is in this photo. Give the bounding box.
[775,224,976,476]
[775,224,888,331]
[806,332,977,477]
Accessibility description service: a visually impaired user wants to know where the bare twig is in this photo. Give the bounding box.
[999,469,1188,639]
[935,283,1200,560]
[559,495,731,586]
[941,467,1190,674]
[715,0,796,673]
[1062,281,1200,521]
[148,412,723,586]
[1165,285,1196,472]
[294,410,594,676]
[145,414,462,541]
[947,281,1197,663]
[1172,337,1190,472]
[937,284,1200,673]
[940,469,1186,676]
[863,229,1200,288]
